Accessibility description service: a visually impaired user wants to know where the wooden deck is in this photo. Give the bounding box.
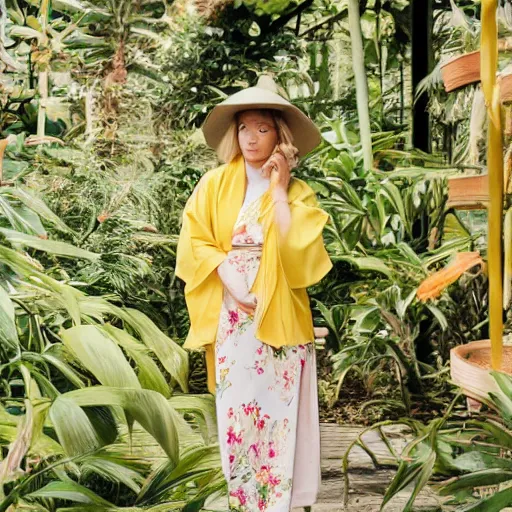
[205,423,442,511]
[294,424,442,511]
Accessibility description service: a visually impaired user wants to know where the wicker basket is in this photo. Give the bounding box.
[451,340,512,403]
[447,174,488,210]
[441,51,481,93]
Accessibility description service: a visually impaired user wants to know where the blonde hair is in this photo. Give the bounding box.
[217,109,296,164]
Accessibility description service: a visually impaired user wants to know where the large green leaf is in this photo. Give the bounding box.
[39,352,85,389]
[0,195,41,235]
[118,309,189,393]
[456,486,512,511]
[1,187,73,234]
[26,481,113,506]
[62,31,109,48]
[80,455,144,494]
[439,469,512,496]
[0,245,82,325]
[379,180,411,236]
[8,26,44,42]
[54,387,180,464]
[137,445,222,505]
[0,228,99,261]
[380,459,425,509]
[168,394,218,444]
[466,419,512,450]
[50,396,108,456]
[102,325,171,398]
[402,451,436,512]
[332,255,392,277]
[0,285,19,355]
[61,325,141,389]
[49,0,111,19]
[58,504,186,511]
[426,304,448,331]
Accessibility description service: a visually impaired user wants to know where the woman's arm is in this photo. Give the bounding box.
[217,257,257,315]
[263,152,292,237]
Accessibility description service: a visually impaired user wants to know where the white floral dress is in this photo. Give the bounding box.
[215,195,321,512]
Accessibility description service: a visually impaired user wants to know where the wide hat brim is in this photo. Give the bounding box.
[202,86,322,158]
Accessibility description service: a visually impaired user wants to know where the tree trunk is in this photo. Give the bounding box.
[347,0,372,170]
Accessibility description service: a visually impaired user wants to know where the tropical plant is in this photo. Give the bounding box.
[303,115,486,416]
[359,371,512,511]
[0,198,225,510]
[0,138,224,510]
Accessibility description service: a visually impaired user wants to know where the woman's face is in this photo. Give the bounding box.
[237,110,279,168]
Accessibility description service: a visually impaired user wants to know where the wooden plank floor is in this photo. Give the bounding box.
[205,423,443,511]
[292,424,441,511]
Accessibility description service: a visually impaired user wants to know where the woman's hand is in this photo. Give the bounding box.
[217,259,257,315]
[263,152,292,237]
[235,293,257,315]
[262,152,291,195]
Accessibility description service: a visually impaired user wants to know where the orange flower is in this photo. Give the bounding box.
[97,212,110,223]
[417,252,484,302]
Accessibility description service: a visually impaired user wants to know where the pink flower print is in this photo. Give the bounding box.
[268,443,276,458]
[228,310,239,326]
[249,443,260,457]
[258,498,267,511]
[257,367,264,375]
[276,492,282,498]
[243,402,255,415]
[218,356,227,364]
[229,454,235,464]
[283,370,294,389]
[227,407,234,419]
[256,346,263,355]
[300,358,306,368]
[255,465,270,485]
[230,488,247,506]
[256,419,266,430]
[226,426,242,446]
[269,474,281,487]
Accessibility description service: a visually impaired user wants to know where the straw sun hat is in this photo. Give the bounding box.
[201,75,322,157]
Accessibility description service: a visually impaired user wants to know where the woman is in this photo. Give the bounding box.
[176,76,332,511]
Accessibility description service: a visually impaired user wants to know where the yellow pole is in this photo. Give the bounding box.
[481,0,503,369]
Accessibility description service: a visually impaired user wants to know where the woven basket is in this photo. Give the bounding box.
[441,51,481,93]
[451,340,512,403]
[447,174,488,210]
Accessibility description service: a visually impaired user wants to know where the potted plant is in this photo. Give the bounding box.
[449,0,507,404]
[447,173,489,209]
[441,50,481,92]
[421,1,512,408]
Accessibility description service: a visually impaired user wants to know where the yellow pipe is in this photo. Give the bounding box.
[482,0,503,369]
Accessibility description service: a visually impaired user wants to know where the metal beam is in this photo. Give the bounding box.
[412,0,433,152]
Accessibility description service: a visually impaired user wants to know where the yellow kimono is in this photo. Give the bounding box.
[175,154,332,392]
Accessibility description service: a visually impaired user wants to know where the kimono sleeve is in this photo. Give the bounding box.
[278,184,332,289]
[175,172,227,292]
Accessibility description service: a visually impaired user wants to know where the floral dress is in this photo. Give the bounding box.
[215,195,321,512]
